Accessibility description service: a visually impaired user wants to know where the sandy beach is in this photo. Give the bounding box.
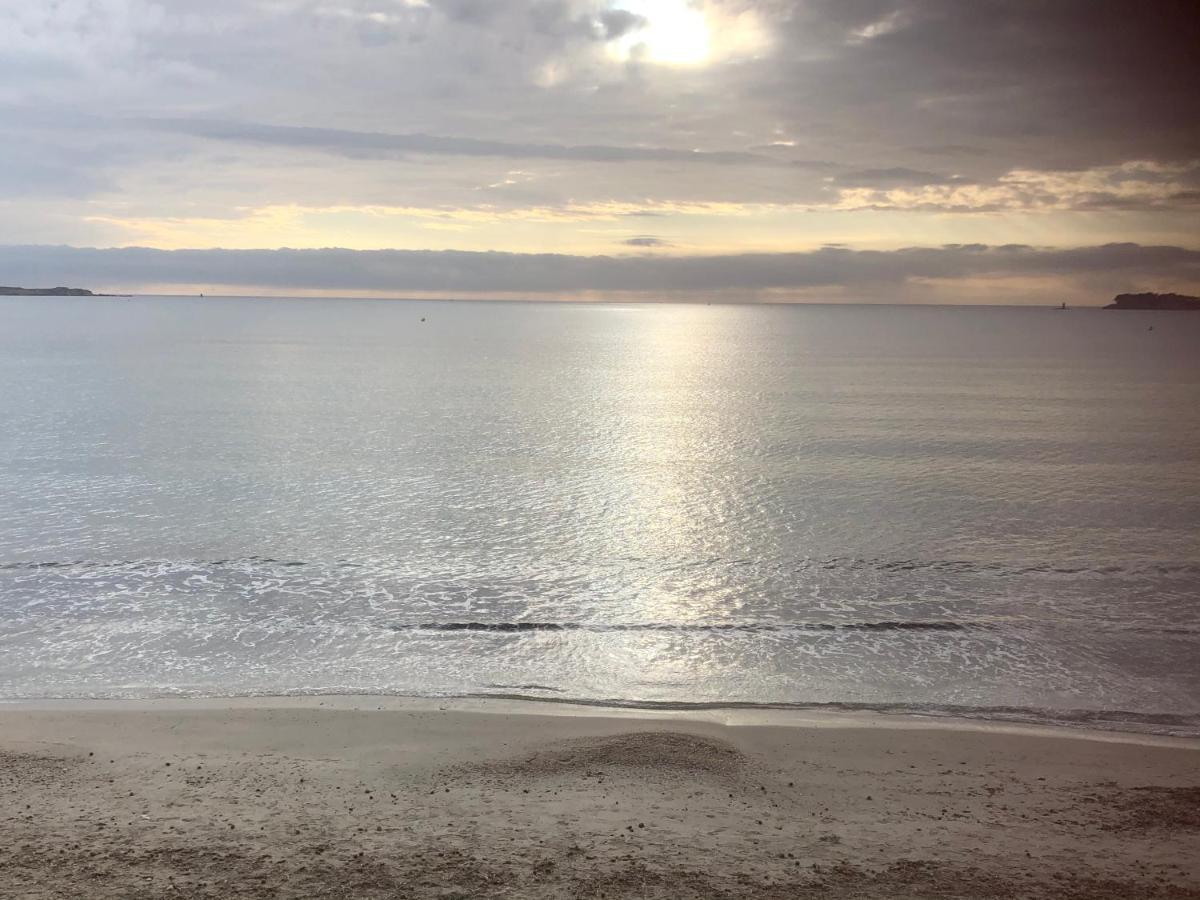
[2,698,1197,898]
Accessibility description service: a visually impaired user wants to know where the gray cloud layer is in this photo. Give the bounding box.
[4,243,1196,296]
[756,0,1200,169]
[1,1,1197,279]
[3,1,1199,212]
[139,118,772,166]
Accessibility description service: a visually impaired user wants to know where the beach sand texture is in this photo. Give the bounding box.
[3,700,1198,899]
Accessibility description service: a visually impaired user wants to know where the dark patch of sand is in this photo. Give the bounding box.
[1088,786,1200,832]
[450,731,748,781]
[0,749,82,790]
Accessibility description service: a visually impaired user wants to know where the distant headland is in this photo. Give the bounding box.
[1,285,97,296]
[1104,292,1200,310]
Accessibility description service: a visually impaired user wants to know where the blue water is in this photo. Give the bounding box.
[1,296,1198,734]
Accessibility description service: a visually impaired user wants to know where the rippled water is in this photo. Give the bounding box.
[1,296,1198,733]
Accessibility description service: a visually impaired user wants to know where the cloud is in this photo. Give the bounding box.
[833,161,1200,212]
[3,242,1196,298]
[138,117,772,166]
[596,9,644,40]
[621,235,673,247]
[0,140,113,199]
[0,1,1197,260]
[835,167,969,187]
[755,0,1200,170]
[433,0,501,25]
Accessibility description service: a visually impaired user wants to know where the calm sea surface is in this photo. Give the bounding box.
[1,297,1198,733]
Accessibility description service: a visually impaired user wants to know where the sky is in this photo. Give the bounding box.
[2,0,1198,303]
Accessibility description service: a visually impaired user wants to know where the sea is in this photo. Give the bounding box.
[1,296,1198,735]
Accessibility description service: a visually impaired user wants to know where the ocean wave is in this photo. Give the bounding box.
[3,686,1194,738]
[456,693,1200,738]
[4,555,1198,579]
[390,620,971,633]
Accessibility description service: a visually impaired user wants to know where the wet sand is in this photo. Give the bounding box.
[2,697,1198,898]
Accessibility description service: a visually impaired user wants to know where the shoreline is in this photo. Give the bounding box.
[4,693,1199,748]
[4,696,1198,898]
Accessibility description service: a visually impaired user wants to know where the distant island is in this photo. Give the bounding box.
[1,285,96,296]
[1104,292,1200,310]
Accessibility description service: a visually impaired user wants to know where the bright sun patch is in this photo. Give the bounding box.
[611,0,711,66]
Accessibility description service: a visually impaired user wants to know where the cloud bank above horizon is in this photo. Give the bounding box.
[5,242,1197,305]
[1,0,1198,302]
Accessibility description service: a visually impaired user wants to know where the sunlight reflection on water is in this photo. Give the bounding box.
[0,296,1198,731]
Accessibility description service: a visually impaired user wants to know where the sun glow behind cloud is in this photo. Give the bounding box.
[611,0,711,66]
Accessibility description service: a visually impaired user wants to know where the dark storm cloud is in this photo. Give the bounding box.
[4,243,1196,294]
